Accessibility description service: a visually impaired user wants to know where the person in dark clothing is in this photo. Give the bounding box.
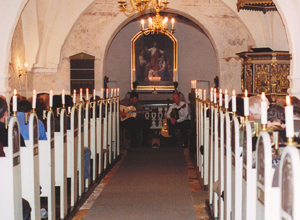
[120,91,151,147]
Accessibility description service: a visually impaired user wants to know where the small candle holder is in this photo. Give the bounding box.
[25,112,29,125]
[49,106,53,111]
[62,104,65,109]
[12,111,17,117]
[56,108,61,117]
[32,108,36,113]
[285,137,298,146]
[5,117,8,129]
[273,131,279,155]
[43,110,47,120]
[232,111,236,117]
[244,115,249,122]
[225,108,229,113]
[261,123,267,131]
[254,122,260,137]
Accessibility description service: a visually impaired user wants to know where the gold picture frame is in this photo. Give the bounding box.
[131,31,177,91]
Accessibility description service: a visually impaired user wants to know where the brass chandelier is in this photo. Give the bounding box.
[118,0,175,35]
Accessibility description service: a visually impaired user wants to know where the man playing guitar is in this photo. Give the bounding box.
[120,91,151,148]
[165,93,191,148]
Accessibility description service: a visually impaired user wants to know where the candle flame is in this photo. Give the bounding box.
[225,89,228,95]
[214,88,216,93]
[141,19,144,25]
[286,95,291,106]
[73,89,76,94]
[24,63,28,68]
[86,88,89,93]
[261,92,266,101]
[219,89,222,94]
[232,90,236,96]
[50,90,53,95]
[211,88,213,92]
[33,89,36,95]
[245,89,248,97]
[171,18,175,23]
[62,89,64,94]
[13,89,17,96]
[80,88,82,93]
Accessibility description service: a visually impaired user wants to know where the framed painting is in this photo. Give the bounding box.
[131,31,177,91]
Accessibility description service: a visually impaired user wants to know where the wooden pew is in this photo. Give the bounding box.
[224,112,232,220]
[279,146,300,219]
[90,101,98,181]
[256,131,280,220]
[203,101,209,188]
[22,113,41,220]
[54,108,68,219]
[67,106,78,207]
[218,108,225,220]
[231,116,242,220]
[241,120,257,220]
[96,99,103,175]
[84,102,91,187]
[39,110,56,220]
[77,104,85,196]
[0,117,22,219]
[212,104,219,218]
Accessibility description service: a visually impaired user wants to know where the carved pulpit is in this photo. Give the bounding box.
[237,49,291,95]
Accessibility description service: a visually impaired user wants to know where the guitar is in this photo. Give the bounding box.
[120,105,144,122]
[161,104,187,137]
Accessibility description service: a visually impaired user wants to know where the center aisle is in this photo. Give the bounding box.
[84,148,197,220]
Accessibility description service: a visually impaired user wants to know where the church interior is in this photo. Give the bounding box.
[1,0,300,219]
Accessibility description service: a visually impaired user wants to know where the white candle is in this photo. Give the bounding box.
[244,89,249,116]
[93,89,96,101]
[50,90,53,107]
[141,19,144,30]
[261,92,267,125]
[111,88,114,98]
[171,18,175,29]
[80,88,83,102]
[114,88,117,97]
[219,89,222,107]
[32,90,36,109]
[117,88,120,96]
[13,89,17,112]
[199,89,203,100]
[285,95,294,137]
[101,88,104,99]
[225,89,228,109]
[73,90,76,104]
[203,89,206,101]
[62,89,65,105]
[232,90,236,112]
[106,88,109,99]
[210,88,213,102]
[213,88,217,104]
[86,88,89,101]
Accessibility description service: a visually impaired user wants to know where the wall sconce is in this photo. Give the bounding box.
[18,63,28,77]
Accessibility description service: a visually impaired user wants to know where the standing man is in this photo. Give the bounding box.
[166,93,191,148]
[120,91,151,148]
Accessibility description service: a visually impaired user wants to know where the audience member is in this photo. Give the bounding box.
[0,96,25,146]
[16,99,47,140]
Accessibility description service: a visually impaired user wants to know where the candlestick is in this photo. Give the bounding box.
[86,88,89,101]
[210,88,213,102]
[32,90,36,109]
[171,18,175,29]
[244,89,249,116]
[232,90,236,112]
[73,90,76,104]
[261,92,267,125]
[106,88,109,99]
[80,88,83,102]
[225,89,228,109]
[62,89,65,105]
[50,90,53,108]
[219,89,222,107]
[13,89,17,112]
[93,89,96,101]
[285,95,294,137]
[213,88,217,104]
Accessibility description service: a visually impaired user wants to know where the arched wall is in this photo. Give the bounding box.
[3,0,299,100]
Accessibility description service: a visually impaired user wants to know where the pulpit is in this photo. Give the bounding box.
[237,48,291,95]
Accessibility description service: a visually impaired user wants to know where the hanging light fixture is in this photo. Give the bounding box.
[140,1,175,35]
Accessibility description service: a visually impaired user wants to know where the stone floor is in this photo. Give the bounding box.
[71,148,209,220]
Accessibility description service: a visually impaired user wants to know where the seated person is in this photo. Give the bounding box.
[120,91,151,147]
[165,92,191,148]
[0,96,25,146]
[15,99,47,140]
